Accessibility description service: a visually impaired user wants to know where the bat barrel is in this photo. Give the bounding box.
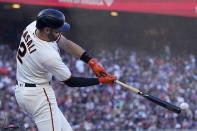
[139,91,181,114]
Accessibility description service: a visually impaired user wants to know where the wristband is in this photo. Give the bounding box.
[80,52,92,63]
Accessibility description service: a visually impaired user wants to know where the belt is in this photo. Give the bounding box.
[16,80,36,87]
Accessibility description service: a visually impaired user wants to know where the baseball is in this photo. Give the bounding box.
[180,102,189,110]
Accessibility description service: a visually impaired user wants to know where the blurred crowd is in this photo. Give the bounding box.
[0,44,197,131]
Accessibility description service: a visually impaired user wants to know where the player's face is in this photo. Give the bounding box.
[47,29,61,41]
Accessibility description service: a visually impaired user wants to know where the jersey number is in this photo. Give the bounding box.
[17,42,27,64]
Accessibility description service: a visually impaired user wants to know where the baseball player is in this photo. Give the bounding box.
[15,8,116,131]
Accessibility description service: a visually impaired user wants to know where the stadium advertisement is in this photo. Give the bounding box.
[0,0,197,17]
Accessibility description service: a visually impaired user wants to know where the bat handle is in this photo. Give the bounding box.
[115,80,139,94]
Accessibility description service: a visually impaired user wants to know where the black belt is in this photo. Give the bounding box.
[16,80,36,87]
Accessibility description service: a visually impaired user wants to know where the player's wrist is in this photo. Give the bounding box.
[80,52,92,63]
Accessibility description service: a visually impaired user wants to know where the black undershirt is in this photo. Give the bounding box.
[64,76,99,87]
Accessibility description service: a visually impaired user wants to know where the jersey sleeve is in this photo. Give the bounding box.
[41,55,72,81]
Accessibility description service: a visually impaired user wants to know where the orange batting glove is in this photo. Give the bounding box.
[98,74,117,85]
[88,59,108,77]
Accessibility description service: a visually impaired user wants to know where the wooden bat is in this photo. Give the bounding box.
[115,80,181,114]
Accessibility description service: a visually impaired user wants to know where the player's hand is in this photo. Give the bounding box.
[88,59,108,77]
[98,74,117,85]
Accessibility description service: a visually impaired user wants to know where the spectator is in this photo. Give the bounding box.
[0,44,197,130]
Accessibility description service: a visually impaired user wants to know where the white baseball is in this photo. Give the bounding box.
[180,102,189,110]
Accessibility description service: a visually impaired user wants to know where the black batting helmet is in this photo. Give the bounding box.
[36,8,70,32]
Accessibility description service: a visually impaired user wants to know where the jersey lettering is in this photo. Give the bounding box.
[17,31,36,64]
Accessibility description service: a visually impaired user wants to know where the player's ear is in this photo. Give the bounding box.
[43,27,50,34]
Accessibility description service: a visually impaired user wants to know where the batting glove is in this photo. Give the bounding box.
[88,59,108,77]
[98,74,117,85]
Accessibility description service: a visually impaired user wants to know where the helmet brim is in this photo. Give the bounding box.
[57,22,70,32]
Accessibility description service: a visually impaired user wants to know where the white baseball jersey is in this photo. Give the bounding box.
[16,21,71,84]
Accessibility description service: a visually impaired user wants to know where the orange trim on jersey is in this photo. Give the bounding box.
[35,29,48,42]
[56,34,61,44]
[61,75,72,83]
[43,88,55,131]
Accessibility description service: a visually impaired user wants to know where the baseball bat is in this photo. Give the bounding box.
[115,80,181,114]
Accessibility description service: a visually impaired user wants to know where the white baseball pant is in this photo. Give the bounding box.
[15,81,73,131]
